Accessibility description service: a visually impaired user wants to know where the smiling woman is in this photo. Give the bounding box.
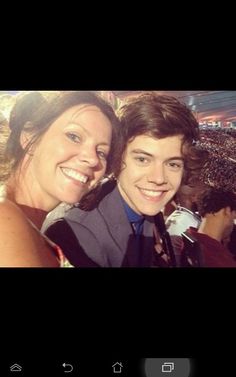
[0,91,120,267]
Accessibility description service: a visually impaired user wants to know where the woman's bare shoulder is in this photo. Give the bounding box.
[0,199,46,266]
[0,198,29,225]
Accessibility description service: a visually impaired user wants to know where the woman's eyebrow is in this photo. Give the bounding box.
[67,122,110,146]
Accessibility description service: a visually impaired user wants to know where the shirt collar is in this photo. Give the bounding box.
[121,196,144,224]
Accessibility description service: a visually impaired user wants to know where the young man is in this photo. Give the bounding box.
[182,187,236,267]
[44,92,203,267]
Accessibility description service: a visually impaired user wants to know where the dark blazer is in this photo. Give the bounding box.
[45,185,157,267]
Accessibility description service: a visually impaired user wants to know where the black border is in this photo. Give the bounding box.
[1,268,235,356]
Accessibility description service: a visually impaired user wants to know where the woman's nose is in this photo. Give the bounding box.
[78,146,100,167]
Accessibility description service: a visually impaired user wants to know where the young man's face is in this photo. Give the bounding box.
[117,134,185,216]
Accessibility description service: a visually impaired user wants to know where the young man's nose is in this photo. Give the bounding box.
[147,164,167,184]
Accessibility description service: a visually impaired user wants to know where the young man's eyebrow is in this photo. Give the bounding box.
[166,157,184,162]
[131,149,184,161]
[131,149,153,157]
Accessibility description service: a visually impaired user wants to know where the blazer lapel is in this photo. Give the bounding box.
[99,186,134,265]
[99,186,156,267]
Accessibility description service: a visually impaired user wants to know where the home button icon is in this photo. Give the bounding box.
[112,362,123,374]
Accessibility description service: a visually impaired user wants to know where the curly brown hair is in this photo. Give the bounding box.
[114,92,206,185]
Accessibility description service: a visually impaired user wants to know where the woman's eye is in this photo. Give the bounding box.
[66,132,81,143]
[97,150,108,160]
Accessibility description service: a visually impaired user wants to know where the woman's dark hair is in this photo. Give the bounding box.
[114,92,206,184]
[2,91,120,181]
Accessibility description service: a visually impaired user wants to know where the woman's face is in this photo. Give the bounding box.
[24,104,112,209]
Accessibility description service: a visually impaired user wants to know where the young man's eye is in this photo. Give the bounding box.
[66,132,81,143]
[167,161,184,170]
[135,156,149,164]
